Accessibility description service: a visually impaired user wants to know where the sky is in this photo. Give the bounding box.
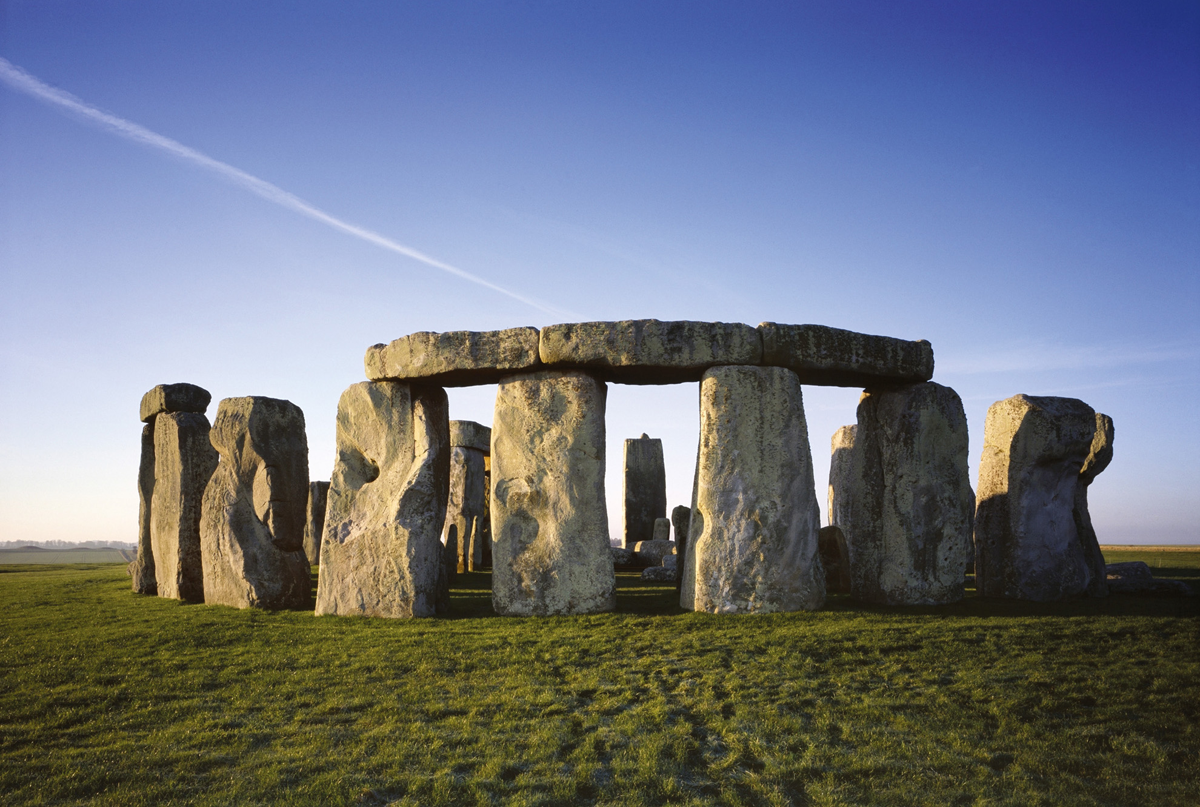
[1,1,1197,546]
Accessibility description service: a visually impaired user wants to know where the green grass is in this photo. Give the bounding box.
[0,548,132,564]
[0,553,1197,807]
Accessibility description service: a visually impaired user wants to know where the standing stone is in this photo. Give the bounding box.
[975,395,1102,601]
[681,365,825,613]
[131,422,158,594]
[1074,413,1114,597]
[672,504,691,591]
[828,424,858,530]
[818,525,852,594]
[201,397,312,610]
[316,382,450,618]
[491,370,616,616]
[151,413,218,601]
[653,517,671,542]
[623,434,666,548]
[843,382,973,605]
[303,481,330,566]
[444,420,491,575]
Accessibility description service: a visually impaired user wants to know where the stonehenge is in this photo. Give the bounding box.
[134,320,1130,617]
[201,396,312,610]
[623,434,666,547]
[315,382,450,618]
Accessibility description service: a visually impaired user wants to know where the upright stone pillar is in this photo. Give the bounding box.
[445,420,491,574]
[623,434,666,548]
[975,395,1103,601]
[201,397,312,610]
[828,424,857,530]
[491,370,616,616]
[671,504,691,592]
[681,365,825,613]
[843,382,973,605]
[315,382,450,618]
[1075,414,1114,597]
[303,481,330,566]
[151,413,218,601]
[131,422,158,594]
[133,383,212,595]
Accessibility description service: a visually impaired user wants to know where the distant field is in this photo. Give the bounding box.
[0,550,1196,806]
[0,548,133,564]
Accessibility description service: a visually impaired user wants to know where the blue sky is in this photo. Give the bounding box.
[1,2,1197,545]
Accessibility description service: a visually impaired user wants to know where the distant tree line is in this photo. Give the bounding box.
[0,540,136,550]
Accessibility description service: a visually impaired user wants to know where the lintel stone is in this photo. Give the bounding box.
[758,323,933,387]
[450,420,492,453]
[140,383,212,423]
[365,328,540,386]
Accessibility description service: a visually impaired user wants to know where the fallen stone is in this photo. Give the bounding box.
[315,382,450,617]
[303,481,330,566]
[538,320,762,384]
[1074,414,1114,597]
[450,420,492,453]
[610,546,636,566]
[758,323,933,387]
[828,424,857,531]
[661,554,678,571]
[491,370,616,616]
[130,422,157,595]
[140,383,212,423]
[818,525,851,594]
[975,395,1102,601]
[632,539,676,566]
[201,397,312,610]
[622,434,666,547]
[151,412,218,601]
[445,444,488,573]
[682,365,825,613]
[1106,562,1193,597]
[844,382,973,605]
[365,328,540,386]
[653,517,671,542]
[641,565,675,582]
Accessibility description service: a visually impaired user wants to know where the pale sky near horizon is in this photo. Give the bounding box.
[1,2,1197,546]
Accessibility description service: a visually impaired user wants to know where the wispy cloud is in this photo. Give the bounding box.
[0,57,569,317]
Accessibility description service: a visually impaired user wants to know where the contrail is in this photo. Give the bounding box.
[0,57,567,316]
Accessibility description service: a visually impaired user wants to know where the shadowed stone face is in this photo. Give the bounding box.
[315,382,450,618]
[622,434,666,548]
[682,365,825,614]
[975,395,1102,602]
[491,370,616,616]
[303,481,330,566]
[131,421,158,595]
[201,396,311,610]
[843,382,973,606]
[758,323,934,387]
[1073,413,1114,597]
[151,412,218,602]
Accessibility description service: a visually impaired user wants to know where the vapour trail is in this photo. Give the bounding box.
[0,57,565,316]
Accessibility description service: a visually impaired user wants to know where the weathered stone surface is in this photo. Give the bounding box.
[315,382,450,618]
[539,320,762,384]
[365,328,540,386]
[445,445,487,573]
[671,504,691,594]
[662,554,679,572]
[131,422,157,594]
[758,323,933,387]
[682,365,825,613]
[623,434,666,547]
[201,397,312,610]
[653,517,671,542]
[450,420,491,453]
[843,382,973,605]
[151,413,218,601]
[975,395,1103,601]
[140,383,212,423]
[303,481,330,566]
[641,565,675,582]
[818,525,851,594]
[1073,414,1113,597]
[1106,562,1194,597]
[632,539,676,566]
[611,546,636,566]
[491,371,616,616]
[828,424,857,530]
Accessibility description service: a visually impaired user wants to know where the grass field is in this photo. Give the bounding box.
[1,552,1196,806]
[0,549,133,565]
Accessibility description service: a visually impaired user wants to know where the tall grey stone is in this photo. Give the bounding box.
[1074,413,1114,597]
[316,382,450,618]
[975,395,1103,601]
[818,525,851,593]
[681,365,825,613]
[151,412,218,601]
[844,382,973,605]
[491,370,616,616]
[623,434,666,548]
[671,504,691,591]
[828,424,857,530]
[447,445,487,573]
[303,481,330,566]
[131,421,158,594]
[201,397,311,610]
